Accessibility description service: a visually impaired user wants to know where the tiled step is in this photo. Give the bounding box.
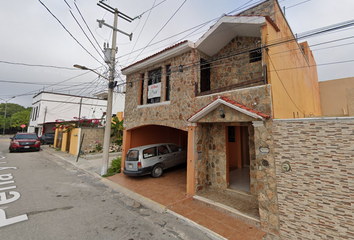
[193,195,261,228]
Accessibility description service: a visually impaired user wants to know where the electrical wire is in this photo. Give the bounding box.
[0,60,76,70]
[65,1,105,61]
[124,0,157,65]
[38,0,104,66]
[286,0,312,9]
[74,1,103,53]
[267,50,303,114]
[129,0,188,65]
[137,0,168,18]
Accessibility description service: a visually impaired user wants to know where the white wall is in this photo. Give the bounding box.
[28,92,126,134]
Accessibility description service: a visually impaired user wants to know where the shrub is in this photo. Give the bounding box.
[102,156,121,177]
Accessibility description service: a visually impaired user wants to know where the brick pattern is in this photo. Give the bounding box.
[273,119,354,239]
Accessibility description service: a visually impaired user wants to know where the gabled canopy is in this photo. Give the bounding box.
[187,96,270,122]
[195,16,266,56]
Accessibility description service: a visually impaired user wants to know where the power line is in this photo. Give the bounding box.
[68,9,105,60]
[266,50,303,114]
[137,0,168,18]
[129,0,188,65]
[124,0,157,65]
[74,1,103,53]
[286,0,312,9]
[0,60,76,70]
[38,0,104,66]
[63,0,105,61]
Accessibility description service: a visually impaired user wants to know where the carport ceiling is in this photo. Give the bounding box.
[195,16,266,56]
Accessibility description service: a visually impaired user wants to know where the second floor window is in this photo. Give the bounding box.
[140,74,144,105]
[147,68,161,104]
[165,65,171,101]
[249,47,262,63]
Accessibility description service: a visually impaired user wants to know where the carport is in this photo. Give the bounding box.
[121,124,188,194]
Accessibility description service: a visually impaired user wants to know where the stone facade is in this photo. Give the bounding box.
[209,36,262,91]
[273,118,354,239]
[124,50,196,131]
[237,0,276,23]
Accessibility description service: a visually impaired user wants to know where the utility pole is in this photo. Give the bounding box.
[42,106,47,135]
[97,1,134,175]
[78,98,82,127]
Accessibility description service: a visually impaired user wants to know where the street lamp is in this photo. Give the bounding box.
[0,96,15,135]
[73,64,109,81]
[73,64,113,176]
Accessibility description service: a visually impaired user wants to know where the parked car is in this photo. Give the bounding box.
[9,133,41,152]
[39,133,55,144]
[123,143,187,178]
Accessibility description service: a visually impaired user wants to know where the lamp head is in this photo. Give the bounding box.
[219,108,225,118]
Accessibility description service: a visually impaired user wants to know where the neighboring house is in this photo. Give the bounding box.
[28,91,125,136]
[319,76,354,116]
[121,0,321,236]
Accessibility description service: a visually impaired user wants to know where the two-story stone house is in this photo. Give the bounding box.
[121,0,321,235]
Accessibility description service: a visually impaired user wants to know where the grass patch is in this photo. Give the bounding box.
[102,156,121,177]
[55,148,61,151]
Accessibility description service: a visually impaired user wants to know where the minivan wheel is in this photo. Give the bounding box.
[151,165,163,178]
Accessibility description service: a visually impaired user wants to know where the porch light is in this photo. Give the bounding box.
[178,64,183,72]
[129,82,133,87]
[219,108,225,118]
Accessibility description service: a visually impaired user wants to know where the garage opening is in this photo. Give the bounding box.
[130,125,187,149]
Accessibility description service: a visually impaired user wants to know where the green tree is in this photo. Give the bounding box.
[10,109,31,131]
[0,103,25,118]
[111,116,123,145]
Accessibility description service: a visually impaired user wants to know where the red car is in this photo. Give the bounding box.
[9,133,41,152]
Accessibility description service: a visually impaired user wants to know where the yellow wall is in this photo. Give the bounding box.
[69,128,80,155]
[319,77,354,116]
[61,131,68,152]
[54,128,59,148]
[263,2,322,119]
[116,111,124,121]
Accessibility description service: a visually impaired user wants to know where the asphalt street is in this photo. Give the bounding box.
[0,136,213,240]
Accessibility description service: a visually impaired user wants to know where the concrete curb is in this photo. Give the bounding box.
[43,147,228,239]
[43,148,103,180]
[166,209,227,240]
[194,195,261,227]
[100,178,166,213]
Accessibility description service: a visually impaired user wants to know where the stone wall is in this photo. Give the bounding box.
[80,128,105,153]
[237,0,275,23]
[209,36,262,90]
[124,50,196,131]
[273,118,354,239]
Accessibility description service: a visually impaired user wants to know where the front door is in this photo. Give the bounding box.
[226,126,250,192]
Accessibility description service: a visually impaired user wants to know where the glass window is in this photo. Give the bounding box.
[143,147,157,159]
[147,68,161,104]
[14,134,38,140]
[158,145,169,155]
[249,48,262,63]
[228,126,235,142]
[165,65,171,101]
[140,74,144,105]
[168,144,180,152]
[127,150,139,161]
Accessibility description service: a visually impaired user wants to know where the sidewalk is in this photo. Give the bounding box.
[42,146,267,240]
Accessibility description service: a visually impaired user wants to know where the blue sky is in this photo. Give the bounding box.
[1,0,353,107]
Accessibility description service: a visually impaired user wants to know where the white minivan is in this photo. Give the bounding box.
[123,143,187,178]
